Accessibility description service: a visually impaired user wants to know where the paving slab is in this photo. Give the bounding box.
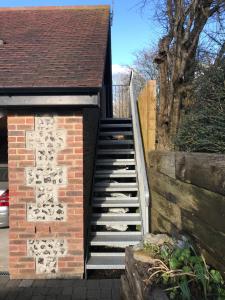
[0,276,122,300]
[31,296,46,300]
[19,279,33,288]
[47,287,63,296]
[87,288,100,299]
[46,296,57,300]
[32,280,46,287]
[99,279,114,289]
[63,286,73,295]
[100,288,112,299]
[86,280,100,289]
[72,286,86,299]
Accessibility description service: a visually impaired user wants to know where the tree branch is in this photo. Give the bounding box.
[215,41,225,64]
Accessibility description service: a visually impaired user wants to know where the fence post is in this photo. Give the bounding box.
[138,80,156,160]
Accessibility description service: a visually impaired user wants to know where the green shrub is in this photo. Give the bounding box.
[144,241,225,299]
[175,63,225,153]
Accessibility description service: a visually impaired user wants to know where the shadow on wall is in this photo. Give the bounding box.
[83,107,100,259]
[0,116,7,163]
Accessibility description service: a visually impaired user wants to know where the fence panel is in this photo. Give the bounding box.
[138,80,156,159]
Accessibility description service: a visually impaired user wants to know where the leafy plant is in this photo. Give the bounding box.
[175,62,225,153]
[143,240,225,299]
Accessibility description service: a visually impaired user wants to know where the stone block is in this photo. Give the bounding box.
[27,239,67,274]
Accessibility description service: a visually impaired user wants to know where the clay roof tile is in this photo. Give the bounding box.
[0,5,110,89]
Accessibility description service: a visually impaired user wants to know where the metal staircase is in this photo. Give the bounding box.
[86,118,141,270]
[86,72,150,271]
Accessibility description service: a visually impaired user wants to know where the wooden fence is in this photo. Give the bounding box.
[138,80,156,159]
[148,151,225,273]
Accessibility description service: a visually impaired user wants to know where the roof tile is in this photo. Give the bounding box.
[0,6,110,89]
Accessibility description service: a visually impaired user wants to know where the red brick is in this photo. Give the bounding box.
[17,125,33,130]
[8,113,84,280]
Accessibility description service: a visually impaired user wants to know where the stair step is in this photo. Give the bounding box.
[96,159,135,166]
[91,214,141,225]
[99,131,133,136]
[100,124,132,128]
[101,118,131,122]
[95,170,136,175]
[98,140,133,145]
[90,233,141,247]
[92,231,142,236]
[94,186,138,192]
[93,197,138,201]
[86,253,125,270]
[97,149,135,155]
[95,182,137,187]
[93,213,140,216]
[93,198,139,207]
[95,173,136,178]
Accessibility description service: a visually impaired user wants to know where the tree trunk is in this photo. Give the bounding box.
[157,58,172,150]
[154,0,223,150]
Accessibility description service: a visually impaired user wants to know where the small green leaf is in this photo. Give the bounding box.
[182,266,192,273]
[210,269,224,284]
[190,256,201,265]
[169,257,180,269]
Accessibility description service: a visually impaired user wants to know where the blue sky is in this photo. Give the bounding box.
[0,0,160,67]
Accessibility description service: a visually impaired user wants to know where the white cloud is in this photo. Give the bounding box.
[112,64,130,75]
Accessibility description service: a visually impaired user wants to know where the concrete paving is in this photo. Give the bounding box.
[0,228,8,272]
[0,276,121,300]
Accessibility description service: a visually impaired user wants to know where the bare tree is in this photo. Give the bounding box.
[133,46,158,80]
[131,47,159,100]
[141,0,225,149]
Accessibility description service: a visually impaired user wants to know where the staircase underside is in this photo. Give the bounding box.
[86,118,142,270]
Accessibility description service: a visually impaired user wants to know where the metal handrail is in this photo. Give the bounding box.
[129,71,150,234]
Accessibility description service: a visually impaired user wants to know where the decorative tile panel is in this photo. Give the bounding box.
[35,186,58,205]
[27,239,67,274]
[26,117,66,166]
[26,115,67,220]
[24,115,68,274]
[27,202,66,222]
[25,116,67,222]
[26,166,67,186]
[27,186,66,221]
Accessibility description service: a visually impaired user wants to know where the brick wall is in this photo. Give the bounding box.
[8,111,84,279]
